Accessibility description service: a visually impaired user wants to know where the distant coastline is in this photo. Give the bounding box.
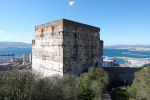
[0,48,31,59]
[105,45,150,52]
[0,42,31,48]
[104,46,150,67]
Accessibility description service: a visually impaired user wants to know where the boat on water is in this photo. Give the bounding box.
[0,53,15,56]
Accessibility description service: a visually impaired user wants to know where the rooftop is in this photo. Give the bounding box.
[35,19,100,31]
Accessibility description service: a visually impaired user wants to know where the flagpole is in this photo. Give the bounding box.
[68,0,70,19]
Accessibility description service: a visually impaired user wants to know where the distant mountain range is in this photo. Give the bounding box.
[105,45,150,49]
[0,42,149,49]
[0,42,31,48]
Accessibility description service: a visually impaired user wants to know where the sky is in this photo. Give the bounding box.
[0,0,150,45]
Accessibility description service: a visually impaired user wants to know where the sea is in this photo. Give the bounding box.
[104,48,150,64]
[1,48,150,64]
[0,48,31,59]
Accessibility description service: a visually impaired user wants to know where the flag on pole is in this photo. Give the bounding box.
[69,1,75,6]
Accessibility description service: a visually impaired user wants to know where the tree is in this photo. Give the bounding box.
[127,67,150,100]
[0,71,35,100]
[0,72,79,100]
[0,67,108,100]
[78,67,108,100]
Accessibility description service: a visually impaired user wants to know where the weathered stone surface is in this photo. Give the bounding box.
[32,19,103,76]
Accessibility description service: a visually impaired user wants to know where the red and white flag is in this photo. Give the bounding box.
[69,1,75,6]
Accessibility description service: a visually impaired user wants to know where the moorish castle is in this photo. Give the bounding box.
[32,19,103,76]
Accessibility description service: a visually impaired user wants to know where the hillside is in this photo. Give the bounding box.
[105,45,150,49]
[0,42,31,48]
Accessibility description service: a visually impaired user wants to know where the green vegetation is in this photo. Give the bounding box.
[113,67,150,100]
[0,67,108,100]
[112,87,129,100]
[78,67,108,100]
[127,67,150,100]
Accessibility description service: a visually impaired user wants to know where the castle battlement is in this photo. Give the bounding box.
[32,19,103,76]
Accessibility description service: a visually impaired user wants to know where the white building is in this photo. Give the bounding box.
[103,56,118,67]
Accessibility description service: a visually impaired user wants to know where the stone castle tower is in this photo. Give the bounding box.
[32,19,103,76]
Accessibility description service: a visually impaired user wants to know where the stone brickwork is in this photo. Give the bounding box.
[103,67,143,86]
[32,19,103,76]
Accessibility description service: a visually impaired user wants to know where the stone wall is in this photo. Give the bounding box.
[32,20,64,76]
[103,67,143,87]
[32,19,103,76]
[63,19,103,75]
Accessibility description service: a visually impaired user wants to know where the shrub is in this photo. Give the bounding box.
[77,82,94,100]
[0,72,78,100]
[0,71,35,100]
[0,67,108,100]
[78,67,108,100]
[127,67,150,100]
